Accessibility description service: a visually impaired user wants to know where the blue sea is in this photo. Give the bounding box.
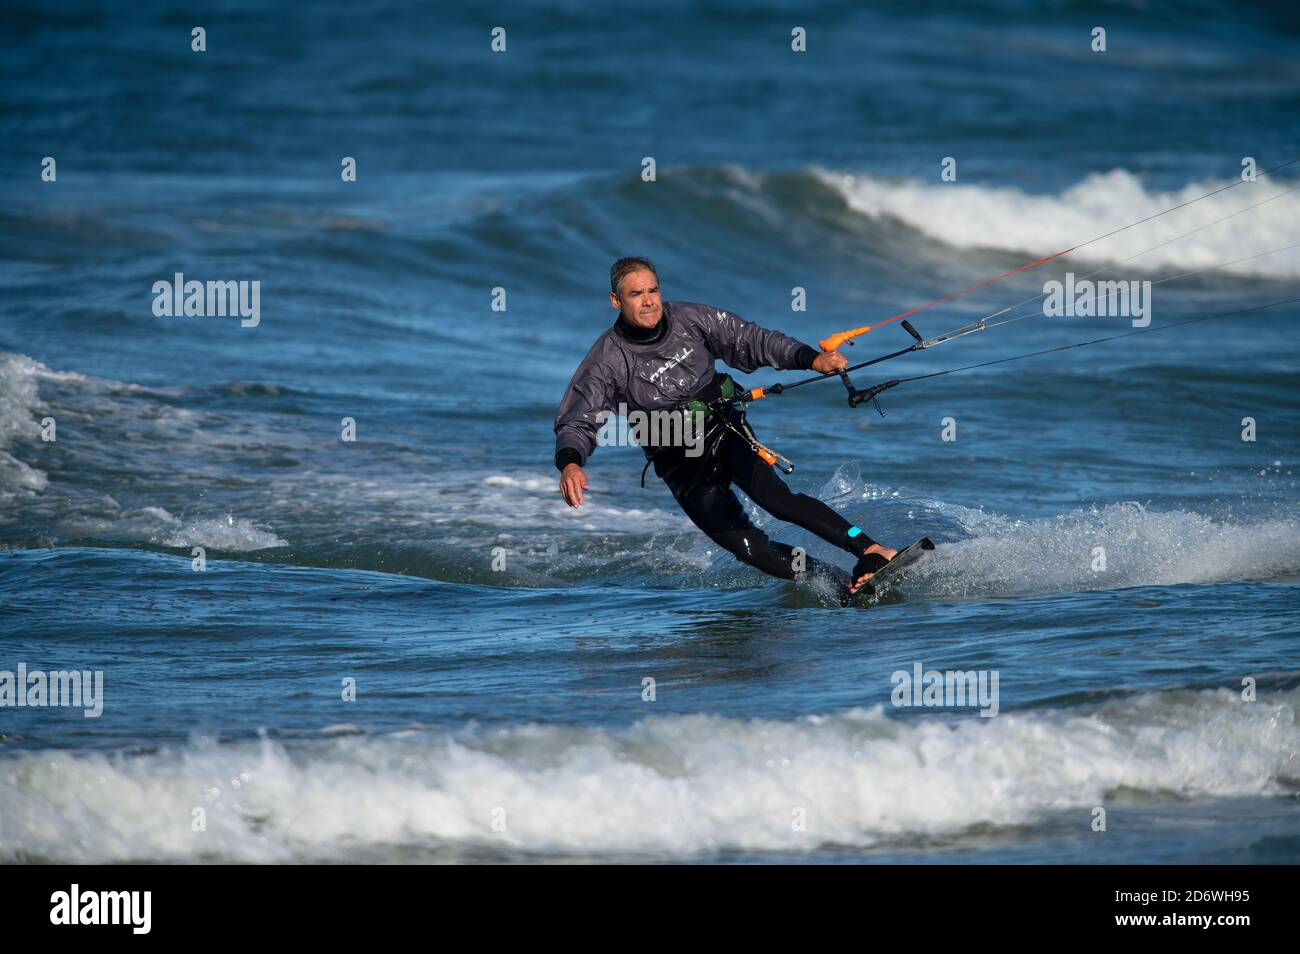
[1,0,1298,863]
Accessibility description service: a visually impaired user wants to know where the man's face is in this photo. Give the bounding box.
[610,269,662,328]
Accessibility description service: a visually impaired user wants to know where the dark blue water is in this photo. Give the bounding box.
[1,0,1298,863]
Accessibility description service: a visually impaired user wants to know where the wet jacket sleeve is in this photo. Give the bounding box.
[553,348,618,470]
[697,307,819,373]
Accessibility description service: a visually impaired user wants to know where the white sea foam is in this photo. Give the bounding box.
[0,353,45,450]
[156,512,288,550]
[0,688,1293,862]
[0,347,682,556]
[814,169,1300,278]
[114,506,286,550]
[0,353,52,497]
[42,504,286,551]
[455,471,691,533]
[905,500,1300,597]
[0,452,48,495]
[0,352,194,503]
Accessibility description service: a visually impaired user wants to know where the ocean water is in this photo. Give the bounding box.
[1,0,1298,864]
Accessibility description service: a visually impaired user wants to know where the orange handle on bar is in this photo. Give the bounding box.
[820,325,874,351]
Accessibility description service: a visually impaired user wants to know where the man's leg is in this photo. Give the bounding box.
[716,421,897,593]
[663,457,847,587]
[717,425,889,555]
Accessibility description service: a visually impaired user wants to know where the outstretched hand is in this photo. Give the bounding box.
[559,463,589,508]
[811,350,848,374]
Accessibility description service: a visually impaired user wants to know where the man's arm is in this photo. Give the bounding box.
[694,304,850,376]
[553,348,617,507]
[695,305,820,373]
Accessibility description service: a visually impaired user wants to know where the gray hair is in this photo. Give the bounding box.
[610,257,658,296]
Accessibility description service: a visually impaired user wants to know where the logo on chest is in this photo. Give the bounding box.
[646,346,694,386]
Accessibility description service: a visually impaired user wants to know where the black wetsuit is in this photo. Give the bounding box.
[649,399,860,588]
[554,302,876,590]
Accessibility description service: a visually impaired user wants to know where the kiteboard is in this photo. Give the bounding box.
[851,536,934,601]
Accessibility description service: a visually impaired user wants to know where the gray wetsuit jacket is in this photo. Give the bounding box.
[553,301,819,470]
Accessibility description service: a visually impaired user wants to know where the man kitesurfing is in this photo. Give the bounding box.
[551,165,1297,603]
[548,165,1298,603]
[554,257,906,599]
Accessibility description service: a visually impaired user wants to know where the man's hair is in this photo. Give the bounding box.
[610,256,658,297]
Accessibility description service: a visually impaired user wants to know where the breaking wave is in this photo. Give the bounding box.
[1,687,1293,862]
